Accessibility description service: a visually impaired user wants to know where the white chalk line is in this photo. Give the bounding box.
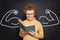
[0,9,60,28]
[39,9,60,27]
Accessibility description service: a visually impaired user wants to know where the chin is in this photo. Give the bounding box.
[28,19,32,21]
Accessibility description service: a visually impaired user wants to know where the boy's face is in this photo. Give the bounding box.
[25,10,35,21]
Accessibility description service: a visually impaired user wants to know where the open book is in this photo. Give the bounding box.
[18,20,35,32]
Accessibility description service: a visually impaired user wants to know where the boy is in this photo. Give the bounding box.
[19,3,44,40]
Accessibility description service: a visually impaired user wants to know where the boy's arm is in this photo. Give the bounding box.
[33,22,44,39]
[18,19,28,37]
[19,28,27,37]
[19,28,23,37]
[18,19,24,37]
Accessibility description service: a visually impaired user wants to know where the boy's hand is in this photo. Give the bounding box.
[20,28,28,37]
[28,30,35,35]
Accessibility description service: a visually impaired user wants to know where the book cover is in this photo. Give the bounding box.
[18,21,35,32]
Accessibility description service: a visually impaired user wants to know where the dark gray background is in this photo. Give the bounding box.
[0,0,60,40]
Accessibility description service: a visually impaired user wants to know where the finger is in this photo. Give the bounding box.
[30,30,34,32]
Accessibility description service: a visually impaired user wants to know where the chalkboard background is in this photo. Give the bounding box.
[0,0,60,40]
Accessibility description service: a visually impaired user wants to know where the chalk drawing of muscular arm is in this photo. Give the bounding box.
[0,9,20,28]
[39,9,60,27]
